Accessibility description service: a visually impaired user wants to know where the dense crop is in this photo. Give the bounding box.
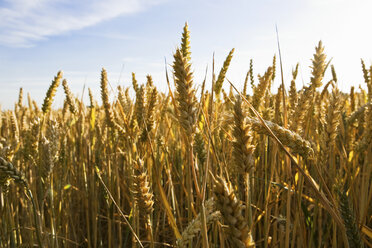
[0,24,371,247]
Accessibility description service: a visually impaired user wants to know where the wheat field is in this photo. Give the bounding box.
[0,24,371,248]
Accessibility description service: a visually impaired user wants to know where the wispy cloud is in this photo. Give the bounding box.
[0,0,164,47]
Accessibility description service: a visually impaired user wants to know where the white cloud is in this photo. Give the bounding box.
[0,0,164,47]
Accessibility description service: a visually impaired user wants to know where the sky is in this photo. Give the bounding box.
[0,0,372,109]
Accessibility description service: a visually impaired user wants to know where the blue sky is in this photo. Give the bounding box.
[1,0,371,109]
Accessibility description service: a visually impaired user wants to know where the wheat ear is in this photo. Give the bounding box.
[212,175,255,248]
[133,159,154,246]
[247,117,314,159]
[214,48,235,97]
[173,48,197,136]
[338,189,363,248]
[310,41,327,88]
[176,199,221,248]
[100,68,126,136]
[42,71,63,114]
[252,66,273,110]
[62,79,77,115]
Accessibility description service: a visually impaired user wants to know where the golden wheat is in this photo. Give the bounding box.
[0,25,371,248]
